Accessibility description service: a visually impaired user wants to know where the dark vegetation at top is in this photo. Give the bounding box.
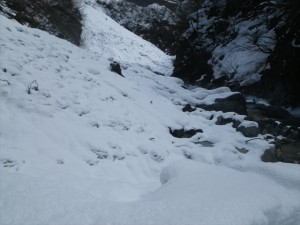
[0,0,82,46]
[126,0,179,11]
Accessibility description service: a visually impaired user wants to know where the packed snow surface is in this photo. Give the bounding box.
[0,3,300,225]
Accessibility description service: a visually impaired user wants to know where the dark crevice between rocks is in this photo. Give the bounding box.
[182,104,196,112]
[197,93,248,115]
[169,128,203,138]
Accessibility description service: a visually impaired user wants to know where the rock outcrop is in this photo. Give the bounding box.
[172,0,300,108]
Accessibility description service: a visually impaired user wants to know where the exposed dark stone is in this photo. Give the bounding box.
[182,104,196,112]
[197,93,247,115]
[277,142,300,164]
[237,124,260,137]
[261,148,279,163]
[110,62,124,77]
[258,119,282,136]
[262,141,300,164]
[1,0,82,45]
[215,115,241,128]
[169,128,203,138]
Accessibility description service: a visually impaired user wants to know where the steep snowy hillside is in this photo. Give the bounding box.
[89,0,178,53]
[0,4,300,225]
[80,2,174,74]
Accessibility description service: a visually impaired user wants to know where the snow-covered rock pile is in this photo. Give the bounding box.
[0,2,300,225]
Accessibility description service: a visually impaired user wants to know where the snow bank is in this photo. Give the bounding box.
[155,161,300,225]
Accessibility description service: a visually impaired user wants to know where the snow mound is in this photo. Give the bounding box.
[156,161,300,225]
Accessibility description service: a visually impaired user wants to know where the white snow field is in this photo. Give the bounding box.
[0,3,300,225]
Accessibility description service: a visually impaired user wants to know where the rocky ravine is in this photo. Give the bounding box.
[99,0,300,164]
[1,0,298,165]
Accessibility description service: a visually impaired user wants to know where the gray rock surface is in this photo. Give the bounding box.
[197,93,247,115]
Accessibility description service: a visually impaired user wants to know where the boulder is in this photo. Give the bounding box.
[261,148,279,163]
[237,121,260,137]
[197,93,247,115]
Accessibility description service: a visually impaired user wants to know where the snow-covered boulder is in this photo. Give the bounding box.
[237,121,260,137]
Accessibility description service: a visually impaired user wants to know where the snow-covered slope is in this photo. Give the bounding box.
[0,5,300,225]
[81,2,173,75]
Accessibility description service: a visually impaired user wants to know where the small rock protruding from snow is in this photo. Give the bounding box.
[110,61,124,77]
[169,128,203,138]
[237,121,261,137]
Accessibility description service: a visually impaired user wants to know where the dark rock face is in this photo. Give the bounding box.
[247,103,300,137]
[278,142,300,163]
[237,124,260,138]
[261,148,279,163]
[197,93,247,115]
[0,0,82,45]
[246,101,300,164]
[262,142,300,164]
[254,105,290,120]
[169,128,203,138]
[172,0,300,108]
[173,37,214,84]
[243,0,300,107]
